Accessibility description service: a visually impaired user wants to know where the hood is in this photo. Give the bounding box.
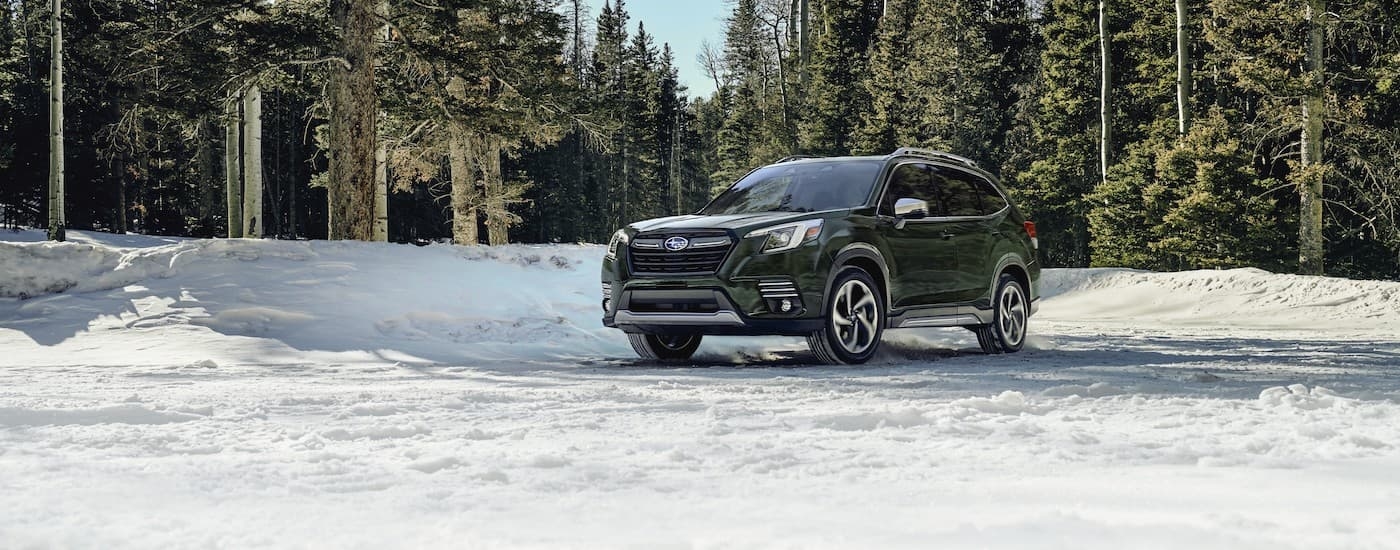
[628,211,826,234]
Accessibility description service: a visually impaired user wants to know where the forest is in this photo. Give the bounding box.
[2,0,1399,278]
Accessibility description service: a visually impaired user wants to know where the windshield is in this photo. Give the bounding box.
[701,160,883,216]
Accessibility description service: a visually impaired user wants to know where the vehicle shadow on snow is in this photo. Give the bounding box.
[569,332,1400,399]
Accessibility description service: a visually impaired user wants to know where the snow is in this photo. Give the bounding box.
[3,228,1400,549]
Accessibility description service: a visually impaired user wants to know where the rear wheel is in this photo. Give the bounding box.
[808,268,884,365]
[628,333,703,362]
[977,274,1028,354]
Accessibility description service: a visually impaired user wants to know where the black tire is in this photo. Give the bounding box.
[628,333,703,362]
[974,326,1002,354]
[983,273,1029,354]
[807,268,885,365]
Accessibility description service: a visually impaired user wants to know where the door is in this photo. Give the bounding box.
[934,166,1005,304]
[875,163,961,310]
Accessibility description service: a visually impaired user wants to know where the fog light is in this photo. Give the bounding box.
[780,299,793,313]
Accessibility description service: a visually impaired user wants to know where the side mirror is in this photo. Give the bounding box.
[894,198,929,220]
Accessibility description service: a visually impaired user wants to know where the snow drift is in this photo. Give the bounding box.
[2,229,1398,368]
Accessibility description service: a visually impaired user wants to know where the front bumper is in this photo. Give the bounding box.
[602,227,832,336]
[602,284,824,336]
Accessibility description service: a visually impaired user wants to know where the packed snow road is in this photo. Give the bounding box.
[2,230,1399,549]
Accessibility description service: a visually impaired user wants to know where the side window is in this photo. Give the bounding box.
[936,167,984,217]
[880,163,942,216]
[974,176,1009,215]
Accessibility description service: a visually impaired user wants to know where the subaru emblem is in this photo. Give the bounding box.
[664,236,690,251]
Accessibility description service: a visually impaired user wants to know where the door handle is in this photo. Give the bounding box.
[940,232,954,240]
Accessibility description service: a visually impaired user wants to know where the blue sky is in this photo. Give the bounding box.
[582,0,729,98]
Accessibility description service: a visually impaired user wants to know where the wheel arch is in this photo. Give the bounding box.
[825,243,891,314]
[990,253,1034,307]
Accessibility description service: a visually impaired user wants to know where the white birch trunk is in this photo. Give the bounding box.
[46,0,64,242]
[1299,0,1326,275]
[1175,0,1191,137]
[374,142,388,241]
[225,92,243,238]
[372,0,389,243]
[241,84,263,238]
[1098,0,1112,185]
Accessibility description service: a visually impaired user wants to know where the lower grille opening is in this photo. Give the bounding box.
[625,290,725,314]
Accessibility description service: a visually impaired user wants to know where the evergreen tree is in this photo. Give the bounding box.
[904,0,1000,156]
[855,0,917,154]
[1006,0,1100,267]
[798,0,879,155]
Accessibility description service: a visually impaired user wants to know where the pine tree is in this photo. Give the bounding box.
[904,0,1000,156]
[1150,109,1283,270]
[1006,0,1099,267]
[798,0,879,155]
[855,0,917,154]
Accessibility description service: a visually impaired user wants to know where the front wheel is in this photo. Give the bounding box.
[976,274,1029,354]
[628,333,703,362]
[808,268,885,365]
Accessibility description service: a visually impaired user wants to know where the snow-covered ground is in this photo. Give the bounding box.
[3,228,1399,549]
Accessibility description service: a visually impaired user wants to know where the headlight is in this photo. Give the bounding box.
[746,219,824,254]
[606,230,629,260]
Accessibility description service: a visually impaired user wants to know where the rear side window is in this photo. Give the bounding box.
[936,168,984,217]
[973,176,1009,215]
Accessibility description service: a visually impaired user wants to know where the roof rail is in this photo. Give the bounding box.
[775,155,819,164]
[888,148,978,168]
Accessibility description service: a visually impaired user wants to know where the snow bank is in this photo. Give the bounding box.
[3,230,1399,367]
[0,230,627,366]
[1040,267,1400,331]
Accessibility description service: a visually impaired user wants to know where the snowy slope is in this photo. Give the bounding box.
[3,229,1400,549]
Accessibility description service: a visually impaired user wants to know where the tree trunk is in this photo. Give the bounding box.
[371,0,389,243]
[326,0,379,241]
[799,0,810,88]
[449,128,479,246]
[483,137,507,246]
[46,0,63,242]
[373,142,388,241]
[116,153,128,233]
[242,84,263,238]
[571,0,584,74]
[1175,0,1191,137]
[1098,0,1111,185]
[225,92,243,238]
[1298,0,1326,275]
[198,119,220,230]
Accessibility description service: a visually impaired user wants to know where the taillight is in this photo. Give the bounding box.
[1023,221,1038,249]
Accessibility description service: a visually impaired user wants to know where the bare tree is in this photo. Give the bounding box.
[1298,0,1326,275]
[1099,0,1111,186]
[225,92,242,238]
[1175,0,1191,137]
[47,0,64,242]
[242,84,263,238]
[698,39,726,93]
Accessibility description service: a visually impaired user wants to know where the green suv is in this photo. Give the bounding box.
[601,148,1041,364]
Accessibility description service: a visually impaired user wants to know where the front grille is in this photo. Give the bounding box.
[629,231,733,275]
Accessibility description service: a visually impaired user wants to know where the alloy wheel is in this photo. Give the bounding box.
[997,282,1027,349]
[831,278,880,355]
